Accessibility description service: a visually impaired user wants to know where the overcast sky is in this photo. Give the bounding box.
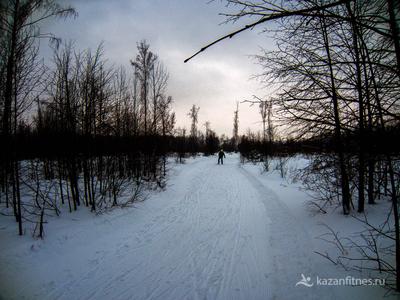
[41,0,275,136]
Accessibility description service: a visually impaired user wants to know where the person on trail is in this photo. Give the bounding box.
[218,149,226,165]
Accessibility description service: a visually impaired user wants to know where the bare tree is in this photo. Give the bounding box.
[0,0,76,236]
[188,104,200,138]
[266,100,274,143]
[158,95,175,137]
[47,41,81,135]
[243,96,274,143]
[232,102,239,150]
[150,61,168,135]
[0,0,76,137]
[130,40,157,135]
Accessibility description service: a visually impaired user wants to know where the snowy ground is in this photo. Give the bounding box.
[0,154,398,300]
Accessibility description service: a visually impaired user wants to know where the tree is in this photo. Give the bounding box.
[205,128,219,155]
[130,40,157,135]
[204,121,210,136]
[188,104,200,138]
[158,95,175,137]
[47,41,80,135]
[266,100,274,143]
[149,61,168,135]
[243,96,274,143]
[232,102,239,150]
[0,0,76,137]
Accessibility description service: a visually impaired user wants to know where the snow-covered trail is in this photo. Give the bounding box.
[1,155,337,300]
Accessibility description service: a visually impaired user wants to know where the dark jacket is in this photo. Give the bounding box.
[218,150,226,158]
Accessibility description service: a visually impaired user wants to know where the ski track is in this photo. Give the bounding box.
[2,156,338,300]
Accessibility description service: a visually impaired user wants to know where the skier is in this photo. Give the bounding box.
[217,149,226,165]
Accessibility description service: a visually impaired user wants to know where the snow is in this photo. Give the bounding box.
[0,154,398,299]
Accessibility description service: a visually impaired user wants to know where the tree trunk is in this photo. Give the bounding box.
[346,1,365,213]
[320,14,351,214]
[2,0,19,137]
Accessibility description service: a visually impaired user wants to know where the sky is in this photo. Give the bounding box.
[40,0,275,136]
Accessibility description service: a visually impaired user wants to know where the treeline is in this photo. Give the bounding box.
[218,0,400,214]
[238,125,400,156]
[217,0,400,290]
[0,1,175,149]
[3,40,175,148]
[3,39,177,157]
[0,1,179,238]
[0,1,233,238]
[36,41,175,140]
[260,0,400,217]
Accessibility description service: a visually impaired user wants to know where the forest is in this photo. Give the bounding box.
[0,1,225,238]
